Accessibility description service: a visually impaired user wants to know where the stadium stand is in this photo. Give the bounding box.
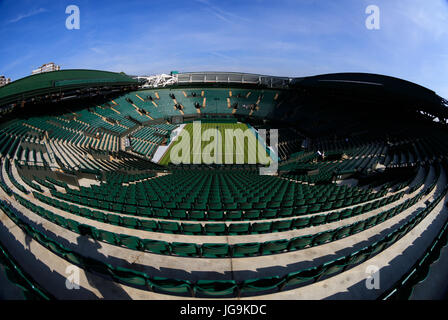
[0,70,448,300]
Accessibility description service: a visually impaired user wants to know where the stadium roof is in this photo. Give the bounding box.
[291,72,448,120]
[176,71,292,88]
[1,69,447,122]
[0,69,139,107]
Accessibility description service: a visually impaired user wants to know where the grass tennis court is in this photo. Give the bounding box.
[159,122,272,165]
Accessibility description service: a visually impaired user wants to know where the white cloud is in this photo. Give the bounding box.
[397,0,448,40]
[90,47,105,54]
[194,0,251,24]
[7,7,48,24]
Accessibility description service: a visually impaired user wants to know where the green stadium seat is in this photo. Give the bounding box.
[67,220,81,233]
[201,243,230,258]
[140,219,158,231]
[283,266,325,289]
[251,222,271,234]
[107,214,122,226]
[195,280,237,297]
[171,242,199,257]
[326,211,340,223]
[95,230,119,246]
[352,206,362,216]
[261,209,277,219]
[351,221,367,234]
[312,232,333,246]
[193,203,207,210]
[64,252,84,266]
[141,207,154,217]
[165,201,176,209]
[240,276,285,295]
[92,211,107,222]
[181,223,203,235]
[228,223,250,235]
[159,221,180,233]
[244,210,260,219]
[142,239,170,254]
[319,256,348,279]
[154,208,170,218]
[122,216,139,229]
[208,210,224,221]
[340,209,353,220]
[271,220,292,232]
[293,206,307,215]
[232,243,261,257]
[288,236,313,251]
[119,234,142,250]
[204,223,227,235]
[149,277,192,295]
[109,266,147,286]
[345,248,371,268]
[278,207,293,218]
[190,211,206,220]
[54,215,69,229]
[239,202,252,210]
[209,202,223,210]
[365,216,379,229]
[171,210,188,219]
[310,214,326,226]
[253,202,267,210]
[178,202,191,210]
[226,210,243,220]
[224,203,237,210]
[292,217,310,229]
[369,240,389,257]
[262,239,289,254]
[333,225,352,240]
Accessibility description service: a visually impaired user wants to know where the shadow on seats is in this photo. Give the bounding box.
[76,234,132,300]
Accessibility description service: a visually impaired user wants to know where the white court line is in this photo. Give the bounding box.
[151,124,185,163]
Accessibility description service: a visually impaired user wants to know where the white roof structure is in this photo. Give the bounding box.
[137,74,178,88]
[135,71,292,88]
[32,62,61,75]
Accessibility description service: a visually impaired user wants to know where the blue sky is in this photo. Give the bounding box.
[1,0,448,98]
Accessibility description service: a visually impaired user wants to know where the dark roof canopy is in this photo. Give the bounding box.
[291,72,448,119]
[0,69,138,107]
[1,69,446,122]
